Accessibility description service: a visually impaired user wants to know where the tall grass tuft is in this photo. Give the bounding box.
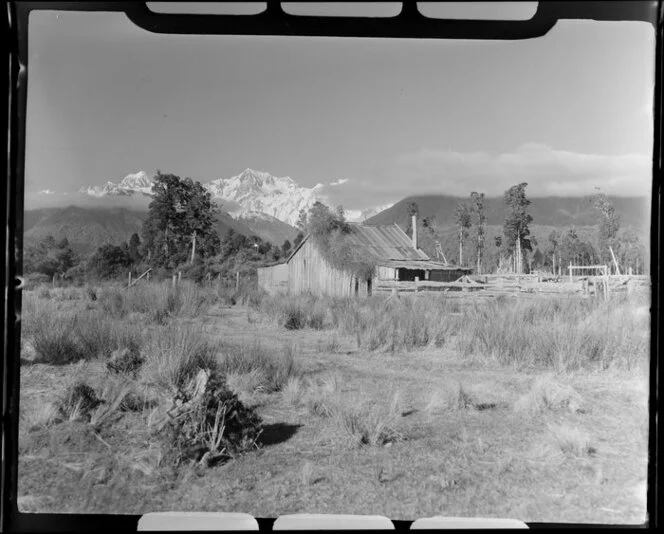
[141,323,219,392]
[331,392,402,447]
[217,340,301,393]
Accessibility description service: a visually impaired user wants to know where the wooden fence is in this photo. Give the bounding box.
[373,273,650,301]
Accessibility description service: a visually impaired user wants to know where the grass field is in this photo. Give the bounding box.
[17,282,650,524]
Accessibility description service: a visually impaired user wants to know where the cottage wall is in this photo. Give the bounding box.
[257,263,289,295]
[288,239,369,297]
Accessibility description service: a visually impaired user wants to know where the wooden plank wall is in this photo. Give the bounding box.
[257,263,289,295]
[288,239,369,297]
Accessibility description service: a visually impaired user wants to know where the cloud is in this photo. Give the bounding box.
[322,143,651,213]
[329,178,349,187]
[403,143,650,196]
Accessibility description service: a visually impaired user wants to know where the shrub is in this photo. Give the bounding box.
[283,302,305,330]
[159,370,263,467]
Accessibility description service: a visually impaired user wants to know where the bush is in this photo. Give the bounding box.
[283,302,305,330]
[160,370,263,467]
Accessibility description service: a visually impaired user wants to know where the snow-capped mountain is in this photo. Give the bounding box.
[78,171,154,198]
[76,168,392,229]
[204,169,324,227]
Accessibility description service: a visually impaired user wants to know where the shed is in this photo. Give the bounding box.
[281,217,472,297]
[256,263,289,295]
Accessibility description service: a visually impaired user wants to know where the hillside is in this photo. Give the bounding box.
[368,195,650,232]
[22,206,263,255]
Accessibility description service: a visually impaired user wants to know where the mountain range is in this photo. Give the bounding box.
[25,169,650,256]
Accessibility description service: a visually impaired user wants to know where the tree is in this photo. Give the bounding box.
[503,183,533,274]
[87,243,132,279]
[23,234,77,278]
[589,189,622,271]
[141,172,220,268]
[281,239,292,257]
[293,232,305,248]
[128,233,142,264]
[454,202,472,266]
[300,201,350,238]
[470,192,486,274]
[548,230,561,275]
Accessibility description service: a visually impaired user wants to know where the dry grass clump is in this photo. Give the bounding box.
[260,293,329,330]
[56,382,105,423]
[141,323,219,392]
[20,402,60,432]
[424,382,475,416]
[225,369,268,404]
[217,341,301,393]
[513,374,584,415]
[98,281,212,324]
[548,423,596,457]
[281,372,342,418]
[331,391,403,447]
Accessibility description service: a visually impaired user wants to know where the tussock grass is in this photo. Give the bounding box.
[24,297,148,365]
[99,281,212,324]
[425,383,475,416]
[259,291,649,371]
[514,374,584,415]
[260,293,330,330]
[331,391,403,447]
[141,323,219,392]
[281,371,342,417]
[217,340,301,393]
[548,423,596,457]
[21,402,59,431]
[225,369,268,403]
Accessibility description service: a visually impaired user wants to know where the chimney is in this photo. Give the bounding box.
[411,214,418,250]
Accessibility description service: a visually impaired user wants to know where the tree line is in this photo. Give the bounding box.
[447,183,646,275]
[23,171,300,284]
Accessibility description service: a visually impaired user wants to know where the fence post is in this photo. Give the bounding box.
[172,274,177,288]
[178,271,182,283]
[414,276,419,293]
[568,263,573,283]
[128,271,132,288]
[236,271,240,292]
[147,271,150,282]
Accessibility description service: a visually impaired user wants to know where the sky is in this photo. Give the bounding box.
[25,4,655,212]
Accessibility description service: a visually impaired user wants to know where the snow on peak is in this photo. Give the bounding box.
[77,168,390,227]
[203,169,321,226]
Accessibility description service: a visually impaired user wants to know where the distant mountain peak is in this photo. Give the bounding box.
[204,169,321,226]
[76,168,394,227]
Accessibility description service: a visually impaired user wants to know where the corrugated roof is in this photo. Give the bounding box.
[342,223,430,261]
[286,223,444,263]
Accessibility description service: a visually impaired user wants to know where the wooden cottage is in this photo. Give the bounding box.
[258,216,472,297]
